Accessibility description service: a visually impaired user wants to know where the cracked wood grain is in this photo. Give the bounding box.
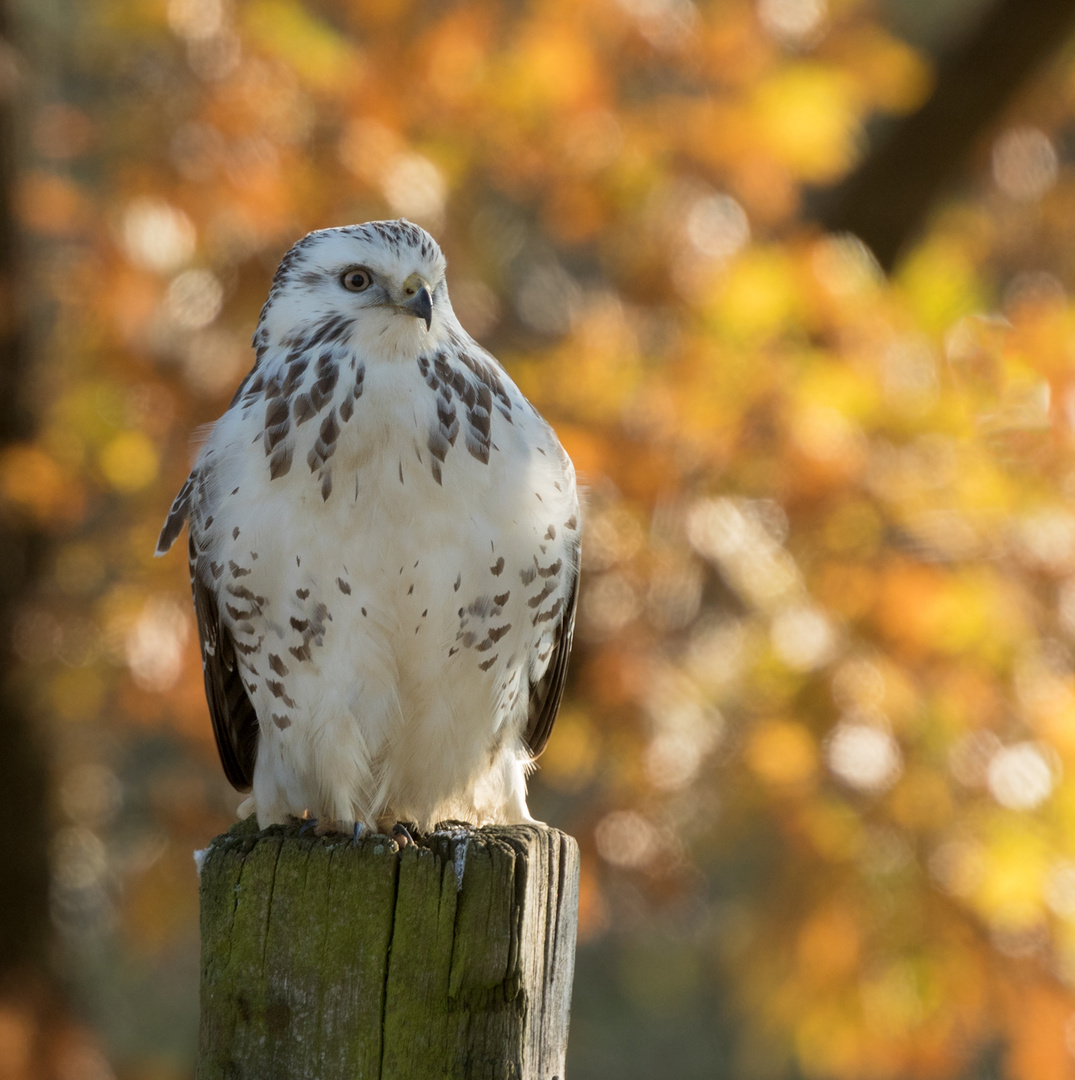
[196,819,579,1080]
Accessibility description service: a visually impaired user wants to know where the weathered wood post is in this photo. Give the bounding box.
[196,818,580,1080]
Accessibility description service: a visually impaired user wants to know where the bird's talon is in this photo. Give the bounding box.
[392,823,415,849]
[299,817,318,836]
[352,821,366,847]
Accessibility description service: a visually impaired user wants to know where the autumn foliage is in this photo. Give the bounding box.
[6,0,1075,1076]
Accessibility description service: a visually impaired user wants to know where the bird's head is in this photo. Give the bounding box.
[254,219,453,360]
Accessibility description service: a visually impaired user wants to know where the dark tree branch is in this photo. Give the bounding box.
[811,0,1075,271]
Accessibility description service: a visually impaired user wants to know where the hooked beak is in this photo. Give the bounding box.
[400,275,433,331]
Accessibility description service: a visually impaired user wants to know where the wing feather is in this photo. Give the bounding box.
[189,536,259,791]
[156,472,194,555]
[524,566,578,758]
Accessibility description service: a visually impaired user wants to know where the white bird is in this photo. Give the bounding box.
[157,220,580,835]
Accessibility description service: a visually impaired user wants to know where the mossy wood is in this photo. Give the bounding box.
[196,819,580,1080]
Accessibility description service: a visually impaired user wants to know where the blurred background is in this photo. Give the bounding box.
[2,0,1075,1076]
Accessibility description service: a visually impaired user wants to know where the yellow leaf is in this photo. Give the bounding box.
[242,0,357,90]
[752,64,861,182]
[500,23,601,117]
[974,816,1051,930]
[711,246,803,340]
[897,237,986,333]
[0,444,83,525]
[99,431,159,493]
[746,718,818,790]
[796,903,861,985]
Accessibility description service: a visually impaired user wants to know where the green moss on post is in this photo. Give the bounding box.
[196,820,580,1080]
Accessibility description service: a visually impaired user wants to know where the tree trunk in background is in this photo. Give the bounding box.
[812,0,1075,270]
[0,0,51,994]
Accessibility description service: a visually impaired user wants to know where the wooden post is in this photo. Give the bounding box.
[195,818,580,1080]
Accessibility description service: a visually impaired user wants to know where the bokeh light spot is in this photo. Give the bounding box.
[757,0,827,47]
[992,126,1058,201]
[771,604,838,670]
[125,597,190,693]
[119,197,196,274]
[826,722,902,792]
[594,810,661,869]
[685,193,750,262]
[382,153,446,227]
[986,742,1056,810]
[164,268,224,330]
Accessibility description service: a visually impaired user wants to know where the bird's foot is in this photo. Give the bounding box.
[297,816,367,841]
[434,819,474,833]
[294,816,415,851]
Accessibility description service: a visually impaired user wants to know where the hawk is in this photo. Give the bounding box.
[157,220,580,835]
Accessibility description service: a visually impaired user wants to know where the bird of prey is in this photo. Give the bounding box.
[157,220,579,835]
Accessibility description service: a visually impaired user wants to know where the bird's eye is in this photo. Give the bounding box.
[340,268,373,293]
